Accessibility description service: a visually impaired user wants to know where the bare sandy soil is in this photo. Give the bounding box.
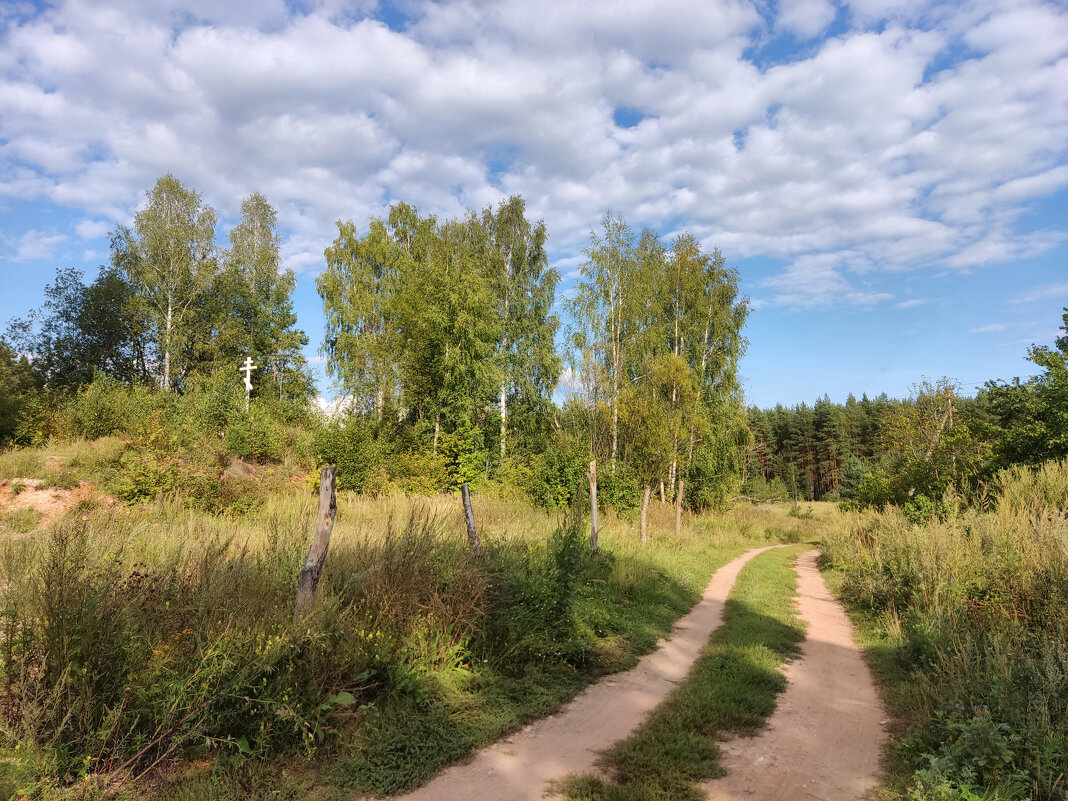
[702,549,887,801]
[392,546,780,801]
[0,477,111,528]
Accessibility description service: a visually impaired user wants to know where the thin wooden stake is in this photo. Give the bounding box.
[461,483,482,557]
[675,478,685,538]
[294,465,337,621]
[588,459,599,551]
[640,483,652,543]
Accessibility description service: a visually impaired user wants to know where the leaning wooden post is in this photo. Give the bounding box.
[294,465,337,621]
[588,459,599,551]
[675,478,685,537]
[461,483,482,557]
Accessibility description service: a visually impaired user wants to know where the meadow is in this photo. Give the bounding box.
[0,436,817,800]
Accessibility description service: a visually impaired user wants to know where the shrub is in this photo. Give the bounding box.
[596,462,640,516]
[226,404,285,463]
[523,440,589,511]
[311,417,388,494]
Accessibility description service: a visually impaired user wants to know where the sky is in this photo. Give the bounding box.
[0,0,1066,408]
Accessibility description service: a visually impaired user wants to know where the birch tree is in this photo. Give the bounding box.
[226,193,310,401]
[319,217,404,414]
[567,214,641,470]
[113,174,218,391]
[483,196,560,461]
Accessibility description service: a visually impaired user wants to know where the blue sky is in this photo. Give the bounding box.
[1,0,1065,408]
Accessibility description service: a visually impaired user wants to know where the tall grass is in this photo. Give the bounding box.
[0,489,792,799]
[821,460,1068,801]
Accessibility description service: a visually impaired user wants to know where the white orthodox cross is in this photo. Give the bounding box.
[240,356,257,409]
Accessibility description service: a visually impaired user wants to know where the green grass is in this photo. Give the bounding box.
[0,482,807,801]
[555,543,809,801]
[325,533,754,797]
[818,460,1068,801]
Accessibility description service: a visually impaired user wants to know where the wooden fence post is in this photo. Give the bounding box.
[588,459,599,551]
[461,483,482,557]
[675,478,685,537]
[294,465,337,621]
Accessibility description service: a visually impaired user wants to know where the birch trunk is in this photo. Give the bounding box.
[588,460,598,551]
[164,295,173,392]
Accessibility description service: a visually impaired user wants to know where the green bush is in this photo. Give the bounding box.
[523,440,589,511]
[311,417,388,494]
[597,462,640,516]
[226,404,285,463]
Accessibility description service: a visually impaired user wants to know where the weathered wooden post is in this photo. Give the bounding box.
[294,465,337,620]
[461,483,482,557]
[588,459,599,551]
[675,478,685,537]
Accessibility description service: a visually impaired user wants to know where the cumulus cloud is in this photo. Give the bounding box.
[11,229,66,262]
[0,0,1064,308]
[75,219,111,239]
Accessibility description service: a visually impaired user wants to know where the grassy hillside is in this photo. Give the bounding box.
[0,438,818,800]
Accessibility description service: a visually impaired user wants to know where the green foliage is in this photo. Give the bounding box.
[596,463,641,516]
[438,421,487,488]
[4,266,147,392]
[225,404,285,464]
[0,341,39,446]
[822,460,1068,798]
[310,416,388,494]
[986,308,1068,468]
[740,475,789,501]
[522,439,589,511]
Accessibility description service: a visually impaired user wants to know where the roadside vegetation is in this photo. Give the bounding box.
[0,440,814,799]
[821,461,1068,801]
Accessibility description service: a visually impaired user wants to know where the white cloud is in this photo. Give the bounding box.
[75,219,110,239]
[777,0,837,39]
[763,252,894,307]
[896,298,928,308]
[0,0,1063,291]
[1013,282,1068,305]
[971,323,1007,333]
[11,229,65,262]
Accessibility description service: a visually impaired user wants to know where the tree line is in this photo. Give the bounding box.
[746,312,1068,519]
[4,175,311,404]
[1,175,751,517]
[8,172,1060,521]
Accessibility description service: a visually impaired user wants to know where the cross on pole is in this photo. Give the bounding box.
[240,356,257,411]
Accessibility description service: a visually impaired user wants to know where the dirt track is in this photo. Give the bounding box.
[390,546,886,801]
[702,549,886,801]
[393,546,778,801]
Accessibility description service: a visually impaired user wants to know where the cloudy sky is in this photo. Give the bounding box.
[1,0,1066,407]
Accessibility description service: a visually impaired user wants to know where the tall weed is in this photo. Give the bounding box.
[822,460,1068,798]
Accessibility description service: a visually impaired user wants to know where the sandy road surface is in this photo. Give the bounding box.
[393,546,780,801]
[703,549,886,801]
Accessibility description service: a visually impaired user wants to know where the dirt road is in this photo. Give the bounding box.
[702,549,886,801]
[394,546,779,801]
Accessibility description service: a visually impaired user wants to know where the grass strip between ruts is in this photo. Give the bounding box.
[555,543,810,801]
